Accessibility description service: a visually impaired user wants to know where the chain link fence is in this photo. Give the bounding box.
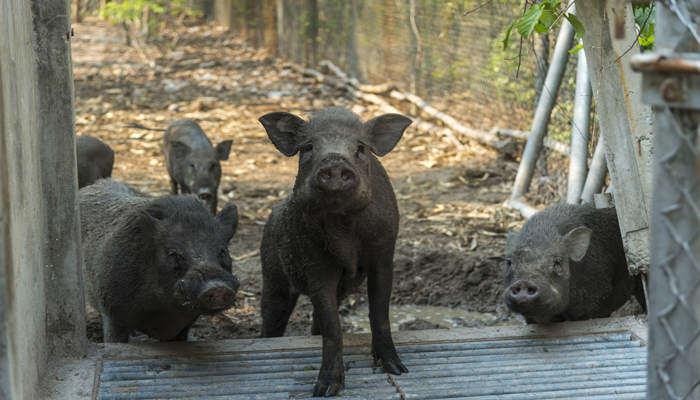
[643,1,700,399]
[649,105,700,400]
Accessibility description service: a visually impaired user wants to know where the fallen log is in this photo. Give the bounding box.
[489,127,570,155]
[293,60,563,159]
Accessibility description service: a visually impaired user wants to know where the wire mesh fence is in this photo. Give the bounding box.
[644,2,700,398]
[215,0,580,138]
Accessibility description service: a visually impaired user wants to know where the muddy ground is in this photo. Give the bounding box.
[72,19,639,343]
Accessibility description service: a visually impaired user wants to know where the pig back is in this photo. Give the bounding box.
[163,120,214,174]
[79,179,150,312]
[551,204,632,319]
[76,135,114,188]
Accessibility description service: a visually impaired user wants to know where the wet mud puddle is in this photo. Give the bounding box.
[342,304,519,333]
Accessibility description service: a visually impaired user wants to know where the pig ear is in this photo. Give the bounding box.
[259,112,306,157]
[144,201,168,221]
[363,114,412,156]
[171,141,190,159]
[216,140,233,161]
[216,204,238,240]
[564,226,592,262]
[134,202,168,234]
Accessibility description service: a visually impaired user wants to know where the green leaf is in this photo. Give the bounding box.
[517,4,544,39]
[568,43,584,54]
[502,21,515,50]
[534,23,548,34]
[638,35,654,47]
[565,13,586,40]
[539,9,555,28]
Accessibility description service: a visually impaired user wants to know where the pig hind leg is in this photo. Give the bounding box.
[261,274,299,337]
[102,314,129,343]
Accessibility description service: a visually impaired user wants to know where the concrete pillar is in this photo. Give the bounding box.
[0,0,87,398]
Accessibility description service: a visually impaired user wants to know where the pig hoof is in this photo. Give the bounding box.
[312,379,344,397]
[374,351,408,375]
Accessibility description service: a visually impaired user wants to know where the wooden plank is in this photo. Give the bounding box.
[577,0,654,274]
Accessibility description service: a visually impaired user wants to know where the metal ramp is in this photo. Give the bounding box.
[87,317,648,400]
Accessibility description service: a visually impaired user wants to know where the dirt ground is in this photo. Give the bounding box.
[72,18,638,343]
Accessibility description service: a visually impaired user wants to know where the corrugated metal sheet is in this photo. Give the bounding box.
[96,332,646,399]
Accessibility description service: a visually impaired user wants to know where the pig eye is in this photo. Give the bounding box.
[552,258,563,275]
[189,163,196,169]
[504,258,513,274]
[356,144,366,157]
[298,142,313,162]
[219,249,232,271]
[299,142,313,153]
[209,162,217,171]
[168,250,182,259]
[168,250,186,271]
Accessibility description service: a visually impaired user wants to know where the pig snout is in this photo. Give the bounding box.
[315,155,357,192]
[197,279,238,312]
[505,280,540,310]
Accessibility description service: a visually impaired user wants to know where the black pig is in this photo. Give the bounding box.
[76,135,114,188]
[258,107,411,397]
[163,119,232,214]
[80,179,239,342]
[504,203,645,324]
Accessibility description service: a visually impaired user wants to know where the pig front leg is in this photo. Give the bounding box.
[170,178,179,194]
[311,291,342,336]
[310,285,344,397]
[172,322,193,341]
[367,260,407,375]
[260,268,300,337]
[102,314,129,343]
[208,197,218,216]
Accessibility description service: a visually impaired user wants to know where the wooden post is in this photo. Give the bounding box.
[73,0,81,22]
[577,0,654,274]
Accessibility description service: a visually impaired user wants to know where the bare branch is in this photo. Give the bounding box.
[463,0,492,16]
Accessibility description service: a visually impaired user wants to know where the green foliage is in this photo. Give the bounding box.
[503,1,584,52]
[503,1,655,53]
[564,13,585,40]
[485,22,538,108]
[517,5,543,39]
[633,3,655,50]
[502,0,586,51]
[99,0,200,38]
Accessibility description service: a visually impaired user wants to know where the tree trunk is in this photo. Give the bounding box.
[73,0,81,22]
[346,0,359,79]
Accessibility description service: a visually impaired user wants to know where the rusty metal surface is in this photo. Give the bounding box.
[95,332,647,399]
[631,53,700,75]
